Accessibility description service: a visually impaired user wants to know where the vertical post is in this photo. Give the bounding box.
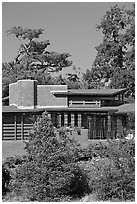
[64,113,68,126]
[71,113,75,127]
[74,113,78,127]
[93,115,96,139]
[88,120,90,139]
[105,114,107,139]
[21,114,24,140]
[122,94,124,101]
[111,115,116,139]
[107,115,111,139]
[48,113,51,120]
[108,115,111,131]
[61,113,64,126]
[14,114,17,141]
[68,113,71,126]
[117,116,123,136]
[58,114,61,127]
[78,113,81,127]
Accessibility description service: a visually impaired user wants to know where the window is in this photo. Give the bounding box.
[69,100,100,107]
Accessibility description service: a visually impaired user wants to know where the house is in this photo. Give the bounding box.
[2,79,135,140]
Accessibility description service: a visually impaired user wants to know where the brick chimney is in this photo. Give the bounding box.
[9,80,37,109]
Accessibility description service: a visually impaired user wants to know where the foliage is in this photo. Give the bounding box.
[6,26,72,73]
[65,66,88,89]
[2,163,11,196]
[126,112,135,130]
[2,132,135,201]
[83,69,105,89]
[80,139,135,201]
[51,66,89,89]
[3,155,27,167]
[2,155,28,196]
[10,112,89,201]
[84,4,135,100]
[109,69,135,102]
[3,26,72,98]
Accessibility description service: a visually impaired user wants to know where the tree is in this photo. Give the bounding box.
[84,4,135,101]
[83,69,105,89]
[3,26,72,98]
[51,66,88,89]
[11,112,89,201]
[65,66,88,89]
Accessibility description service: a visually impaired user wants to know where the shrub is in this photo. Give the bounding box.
[127,112,135,130]
[3,155,27,167]
[87,139,135,201]
[77,141,109,161]
[2,155,28,198]
[2,163,11,196]
[11,112,89,201]
[85,139,135,159]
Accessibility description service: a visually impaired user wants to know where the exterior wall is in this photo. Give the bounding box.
[68,96,101,101]
[37,85,68,108]
[9,80,67,109]
[116,116,124,135]
[102,100,124,107]
[2,113,34,140]
[87,114,108,139]
[3,79,132,140]
[9,82,19,107]
[111,116,117,138]
[81,113,88,128]
[2,112,127,141]
[9,80,37,109]
[68,96,101,108]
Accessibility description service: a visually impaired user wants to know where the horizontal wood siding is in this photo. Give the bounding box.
[2,123,33,140]
[2,124,15,140]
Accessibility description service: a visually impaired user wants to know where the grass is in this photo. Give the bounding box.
[2,129,108,160]
[2,141,26,160]
[2,129,110,160]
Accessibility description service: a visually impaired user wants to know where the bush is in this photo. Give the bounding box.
[84,139,135,159]
[86,139,135,201]
[93,162,134,201]
[3,155,27,167]
[11,112,89,201]
[127,112,135,130]
[77,141,109,161]
[2,163,11,196]
[2,155,28,198]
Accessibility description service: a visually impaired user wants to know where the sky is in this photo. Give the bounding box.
[2,1,134,74]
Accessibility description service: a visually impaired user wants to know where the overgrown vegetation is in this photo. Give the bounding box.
[4,112,89,201]
[3,112,135,202]
[83,4,135,102]
[79,139,135,201]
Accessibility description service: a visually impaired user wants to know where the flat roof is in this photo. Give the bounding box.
[2,106,45,113]
[52,88,126,97]
[2,105,118,114]
[2,103,134,114]
[115,103,135,114]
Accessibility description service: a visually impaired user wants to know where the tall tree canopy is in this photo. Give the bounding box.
[3,26,72,98]
[84,4,135,102]
[51,66,88,89]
